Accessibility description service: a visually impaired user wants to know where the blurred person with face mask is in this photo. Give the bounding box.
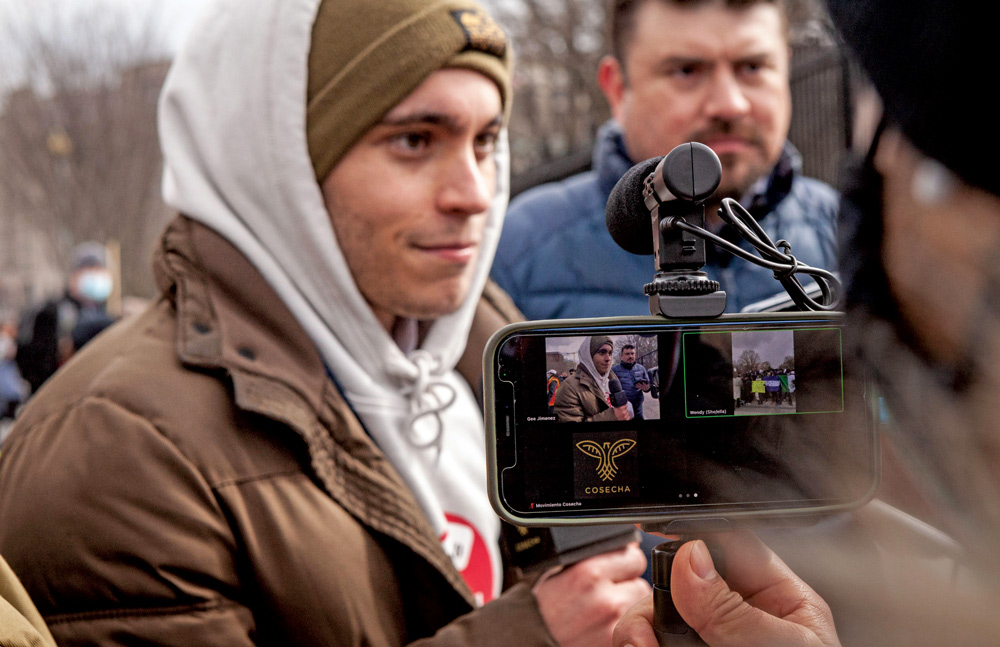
[14,242,116,396]
[611,2,1000,646]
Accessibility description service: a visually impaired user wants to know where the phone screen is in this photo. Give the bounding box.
[486,314,878,525]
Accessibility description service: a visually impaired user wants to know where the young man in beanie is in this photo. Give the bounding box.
[0,1,649,645]
[612,1,1000,645]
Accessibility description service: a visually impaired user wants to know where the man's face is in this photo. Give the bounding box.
[600,0,791,200]
[621,347,636,364]
[321,69,503,331]
[593,343,614,374]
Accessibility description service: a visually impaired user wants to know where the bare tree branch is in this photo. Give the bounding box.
[485,0,610,176]
[0,0,173,298]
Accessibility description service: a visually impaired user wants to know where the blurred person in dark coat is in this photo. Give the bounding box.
[613,2,1000,646]
[15,242,115,395]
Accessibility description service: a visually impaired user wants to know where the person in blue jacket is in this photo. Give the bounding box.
[492,0,839,318]
[611,344,652,420]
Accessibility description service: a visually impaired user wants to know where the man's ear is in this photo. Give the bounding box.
[597,55,626,120]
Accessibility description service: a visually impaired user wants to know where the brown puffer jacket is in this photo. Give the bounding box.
[0,217,553,647]
[552,364,617,423]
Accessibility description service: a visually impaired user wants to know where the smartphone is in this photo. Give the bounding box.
[485,313,879,529]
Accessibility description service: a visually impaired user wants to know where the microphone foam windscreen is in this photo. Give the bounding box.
[608,376,629,407]
[605,156,662,256]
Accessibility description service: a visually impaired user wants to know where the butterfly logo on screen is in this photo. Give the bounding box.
[575,439,637,481]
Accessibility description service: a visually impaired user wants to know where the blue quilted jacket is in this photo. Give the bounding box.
[492,121,840,318]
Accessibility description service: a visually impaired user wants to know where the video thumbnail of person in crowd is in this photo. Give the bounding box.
[545,334,659,422]
[681,327,843,418]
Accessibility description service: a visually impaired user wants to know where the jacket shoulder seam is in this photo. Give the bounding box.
[212,468,304,490]
[44,597,241,626]
[16,395,227,495]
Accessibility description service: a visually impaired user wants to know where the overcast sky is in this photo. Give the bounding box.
[0,0,207,51]
[0,0,208,95]
[731,330,795,368]
[547,336,585,360]
[1,0,516,51]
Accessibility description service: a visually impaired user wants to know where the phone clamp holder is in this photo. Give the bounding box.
[651,537,725,647]
[641,143,727,318]
[608,140,841,315]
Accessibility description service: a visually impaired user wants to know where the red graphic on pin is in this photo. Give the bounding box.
[441,513,496,605]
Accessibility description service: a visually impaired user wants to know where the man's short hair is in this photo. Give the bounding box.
[607,0,790,68]
[622,343,636,351]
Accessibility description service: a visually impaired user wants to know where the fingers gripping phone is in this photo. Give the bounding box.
[484,313,879,531]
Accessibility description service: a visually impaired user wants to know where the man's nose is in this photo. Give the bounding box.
[437,149,494,217]
[703,68,751,120]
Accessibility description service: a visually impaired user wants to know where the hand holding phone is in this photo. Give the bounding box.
[612,532,841,647]
[534,542,652,647]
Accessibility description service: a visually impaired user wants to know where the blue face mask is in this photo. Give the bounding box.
[77,271,113,303]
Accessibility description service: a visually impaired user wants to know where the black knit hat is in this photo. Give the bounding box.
[826,1,996,196]
[70,242,108,271]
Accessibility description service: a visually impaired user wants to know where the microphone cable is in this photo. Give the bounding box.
[662,197,842,311]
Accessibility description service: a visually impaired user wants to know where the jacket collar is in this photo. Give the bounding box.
[575,363,610,406]
[594,120,636,199]
[154,216,330,419]
[743,141,801,220]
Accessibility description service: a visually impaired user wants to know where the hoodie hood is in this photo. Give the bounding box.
[578,336,612,398]
[158,0,509,603]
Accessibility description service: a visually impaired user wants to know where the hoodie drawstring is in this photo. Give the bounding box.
[400,350,457,452]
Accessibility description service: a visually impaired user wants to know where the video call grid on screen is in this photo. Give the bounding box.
[539,326,844,423]
[681,326,844,419]
[493,320,872,519]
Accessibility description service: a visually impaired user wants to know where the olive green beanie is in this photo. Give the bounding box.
[306,0,512,182]
[590,336,613,358]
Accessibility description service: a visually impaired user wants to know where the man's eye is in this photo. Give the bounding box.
[668,63,703,79]
[737,60,766,76]
[474,131,499,157]
[391,132,431,152]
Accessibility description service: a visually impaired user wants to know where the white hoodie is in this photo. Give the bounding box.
[158,0,509,604]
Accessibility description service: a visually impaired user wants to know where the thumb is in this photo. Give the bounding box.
[670,540,824,647]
